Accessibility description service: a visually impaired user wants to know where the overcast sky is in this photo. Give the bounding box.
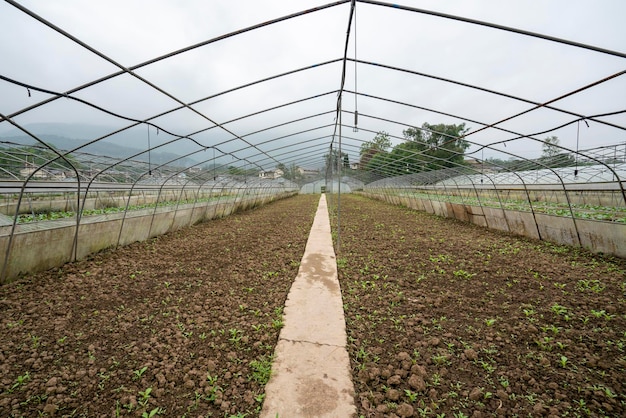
[1,0,625,170]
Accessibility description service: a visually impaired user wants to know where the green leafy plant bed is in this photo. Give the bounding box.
[15,195,234,224]
[332,194,626,417]
[0,195,319,417]
[398,191,626,223]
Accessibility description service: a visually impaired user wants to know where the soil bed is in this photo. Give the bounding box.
[332,194,626,418]
[0,195,319,417]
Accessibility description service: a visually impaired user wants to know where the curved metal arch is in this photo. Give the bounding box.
[347,59,626,134]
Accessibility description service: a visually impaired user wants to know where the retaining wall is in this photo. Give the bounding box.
[361,192,626,259]
[0,191,296,283]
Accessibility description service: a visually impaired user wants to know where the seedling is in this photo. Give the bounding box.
[133,366,148,380]
[229,328,242,344]
[138,387,152,407]
[249,355,273,385]
[29,334,41,349]
[453,269,476,279]
[206,373,218,386]
[141,407,164,418]
[522,307,535,317]
[478,360,495,373]
[559,355,568,368]
[431,354,450,366]
[590,309,615,320]
[404,389,418,402]
[10,372,30,392]
[484,318,496,327]
[431,373,442,386]
[577,279,605,293]
[337,257,347,269]
[550,303,568,316]
[541,324,561,334]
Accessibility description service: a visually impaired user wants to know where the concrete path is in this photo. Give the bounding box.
[261,194,356,418]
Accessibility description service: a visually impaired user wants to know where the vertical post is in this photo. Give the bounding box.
[337,97,342,252]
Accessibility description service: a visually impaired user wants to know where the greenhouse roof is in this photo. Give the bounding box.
[0,0,625,187]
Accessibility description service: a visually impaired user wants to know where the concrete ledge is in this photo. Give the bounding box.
[0,192,296,283]
[362,192,626,259]
[261,194,356,418]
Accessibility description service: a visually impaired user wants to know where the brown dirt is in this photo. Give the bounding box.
[332,194,626,418]
[2,193,625,418]
[0,195,319,417]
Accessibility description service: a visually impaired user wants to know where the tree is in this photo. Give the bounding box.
[0,145,83,179]
[540,136,575,168]
[364,123,470,176]
[542,136,560,159]
[359,131,391,168]
[324,148,348,174]
[276,163,303,181]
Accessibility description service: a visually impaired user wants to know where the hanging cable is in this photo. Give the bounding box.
[147,124,152,176]
[353,4,358,132]
[575,121,580,177]
[575,119,589,177]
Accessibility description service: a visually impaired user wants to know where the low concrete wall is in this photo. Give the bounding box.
[361,192,626,259]
[0,192,296,283]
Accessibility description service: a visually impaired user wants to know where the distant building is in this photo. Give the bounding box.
[20,164,68,180]
[259,168,284,179]
[464,158,496,173]
[20,163,50,179]
[296,167,320,177]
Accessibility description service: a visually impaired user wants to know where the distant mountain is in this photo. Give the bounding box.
[0,123,200,167]
[0,123,115,140]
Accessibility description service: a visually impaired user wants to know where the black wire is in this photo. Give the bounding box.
[356,0,626,59]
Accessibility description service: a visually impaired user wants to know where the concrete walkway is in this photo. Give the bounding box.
[261,194,356,417]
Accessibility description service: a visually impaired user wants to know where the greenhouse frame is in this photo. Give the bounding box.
[1,0,625,282]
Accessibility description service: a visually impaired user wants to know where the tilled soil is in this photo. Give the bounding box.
[0,195,319,417]
[332,194,626,417]
[2,193,625,418]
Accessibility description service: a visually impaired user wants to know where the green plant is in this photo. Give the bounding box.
[577,279,605,293]
[133,366,148,380]
[404,389,418,402]
[141,407,164,418]
[559,355,568,368]
[431,354,450,366]
[206,373,218,386]
[138,387,152,407]
[229,328,242,345]
[249,355,273,385]
[478,360,495,373]
[453,269,476,279]
[10,372,30,392]
[29,334,41,349]
[550,303,568,316]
